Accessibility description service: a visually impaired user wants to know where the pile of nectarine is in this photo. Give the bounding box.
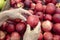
[0,0,60,40]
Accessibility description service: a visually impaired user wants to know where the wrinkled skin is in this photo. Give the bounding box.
[0,8,32,26]
[23,21,41,40]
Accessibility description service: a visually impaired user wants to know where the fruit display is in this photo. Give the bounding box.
[0,0,60,40]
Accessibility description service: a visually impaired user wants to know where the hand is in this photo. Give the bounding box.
[23,21,41,40]
[0,8,32,26]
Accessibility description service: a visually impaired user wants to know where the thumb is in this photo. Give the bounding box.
[19,8,32,15]
[34,21,41,33]
[26,24,31,32]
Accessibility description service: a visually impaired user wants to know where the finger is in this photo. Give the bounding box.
[26,24,31,32]
[34,21,41,33]
[19,8,32,15]
[0,13,9,27]
[19,14,27,21]
[1,8,32,16]
[0,8,20,14]
[0,18,8,27]
[6,12,27,21]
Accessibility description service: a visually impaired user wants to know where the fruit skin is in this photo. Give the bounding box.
[0,31,6,40]
[10,0,15,4]
[30,3,36,10]
[56,8,60,14]
[53,35,60,40]
[28,9,34,14]
[53,23,60,35]
[1,22,8,31]
[24,0,31,8]
[10,32,20,40]
[45,0,52,4]
[44,14,52,21]
[5,35,11,40]
[33,0,40,3]
[0,0,5,9]
[15,0,21,3]
[35,3,43,12]
[36,12,44,20]
[16,22,26,33]
[42,20,53,32]
[10,0,16,7]
[53,14,60,23]
[51,0,57,4]
[38,33,43,40]
[6,24,15,33]
[46,3,56,14]
[43,5,47,13]
[43,32,53,40]
[45,0,57,4]
[37,1,42,4]
[27,15,39,28]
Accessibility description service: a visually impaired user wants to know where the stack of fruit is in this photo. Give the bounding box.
[0,0,60,40]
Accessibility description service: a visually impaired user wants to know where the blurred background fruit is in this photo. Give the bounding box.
[0,0,5,9]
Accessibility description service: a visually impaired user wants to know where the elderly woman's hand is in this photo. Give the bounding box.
[0,8,41,40]
[23,21,41,40]
[0,8,32,26]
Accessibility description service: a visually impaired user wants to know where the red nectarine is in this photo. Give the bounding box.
[53,23,60,34]
[11,32,20,40]
[36,12,44,20]
[35,3,43,12]
[27,15,39,28]
[53,14,60,23]
[46,3,56,14]
[42,20,53,32]
[53,35,60,40]
[6,24,15,33]
[38,33,43,40]
[16,22,26,33]
[43,32,53,40]
[44,14,52,21]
